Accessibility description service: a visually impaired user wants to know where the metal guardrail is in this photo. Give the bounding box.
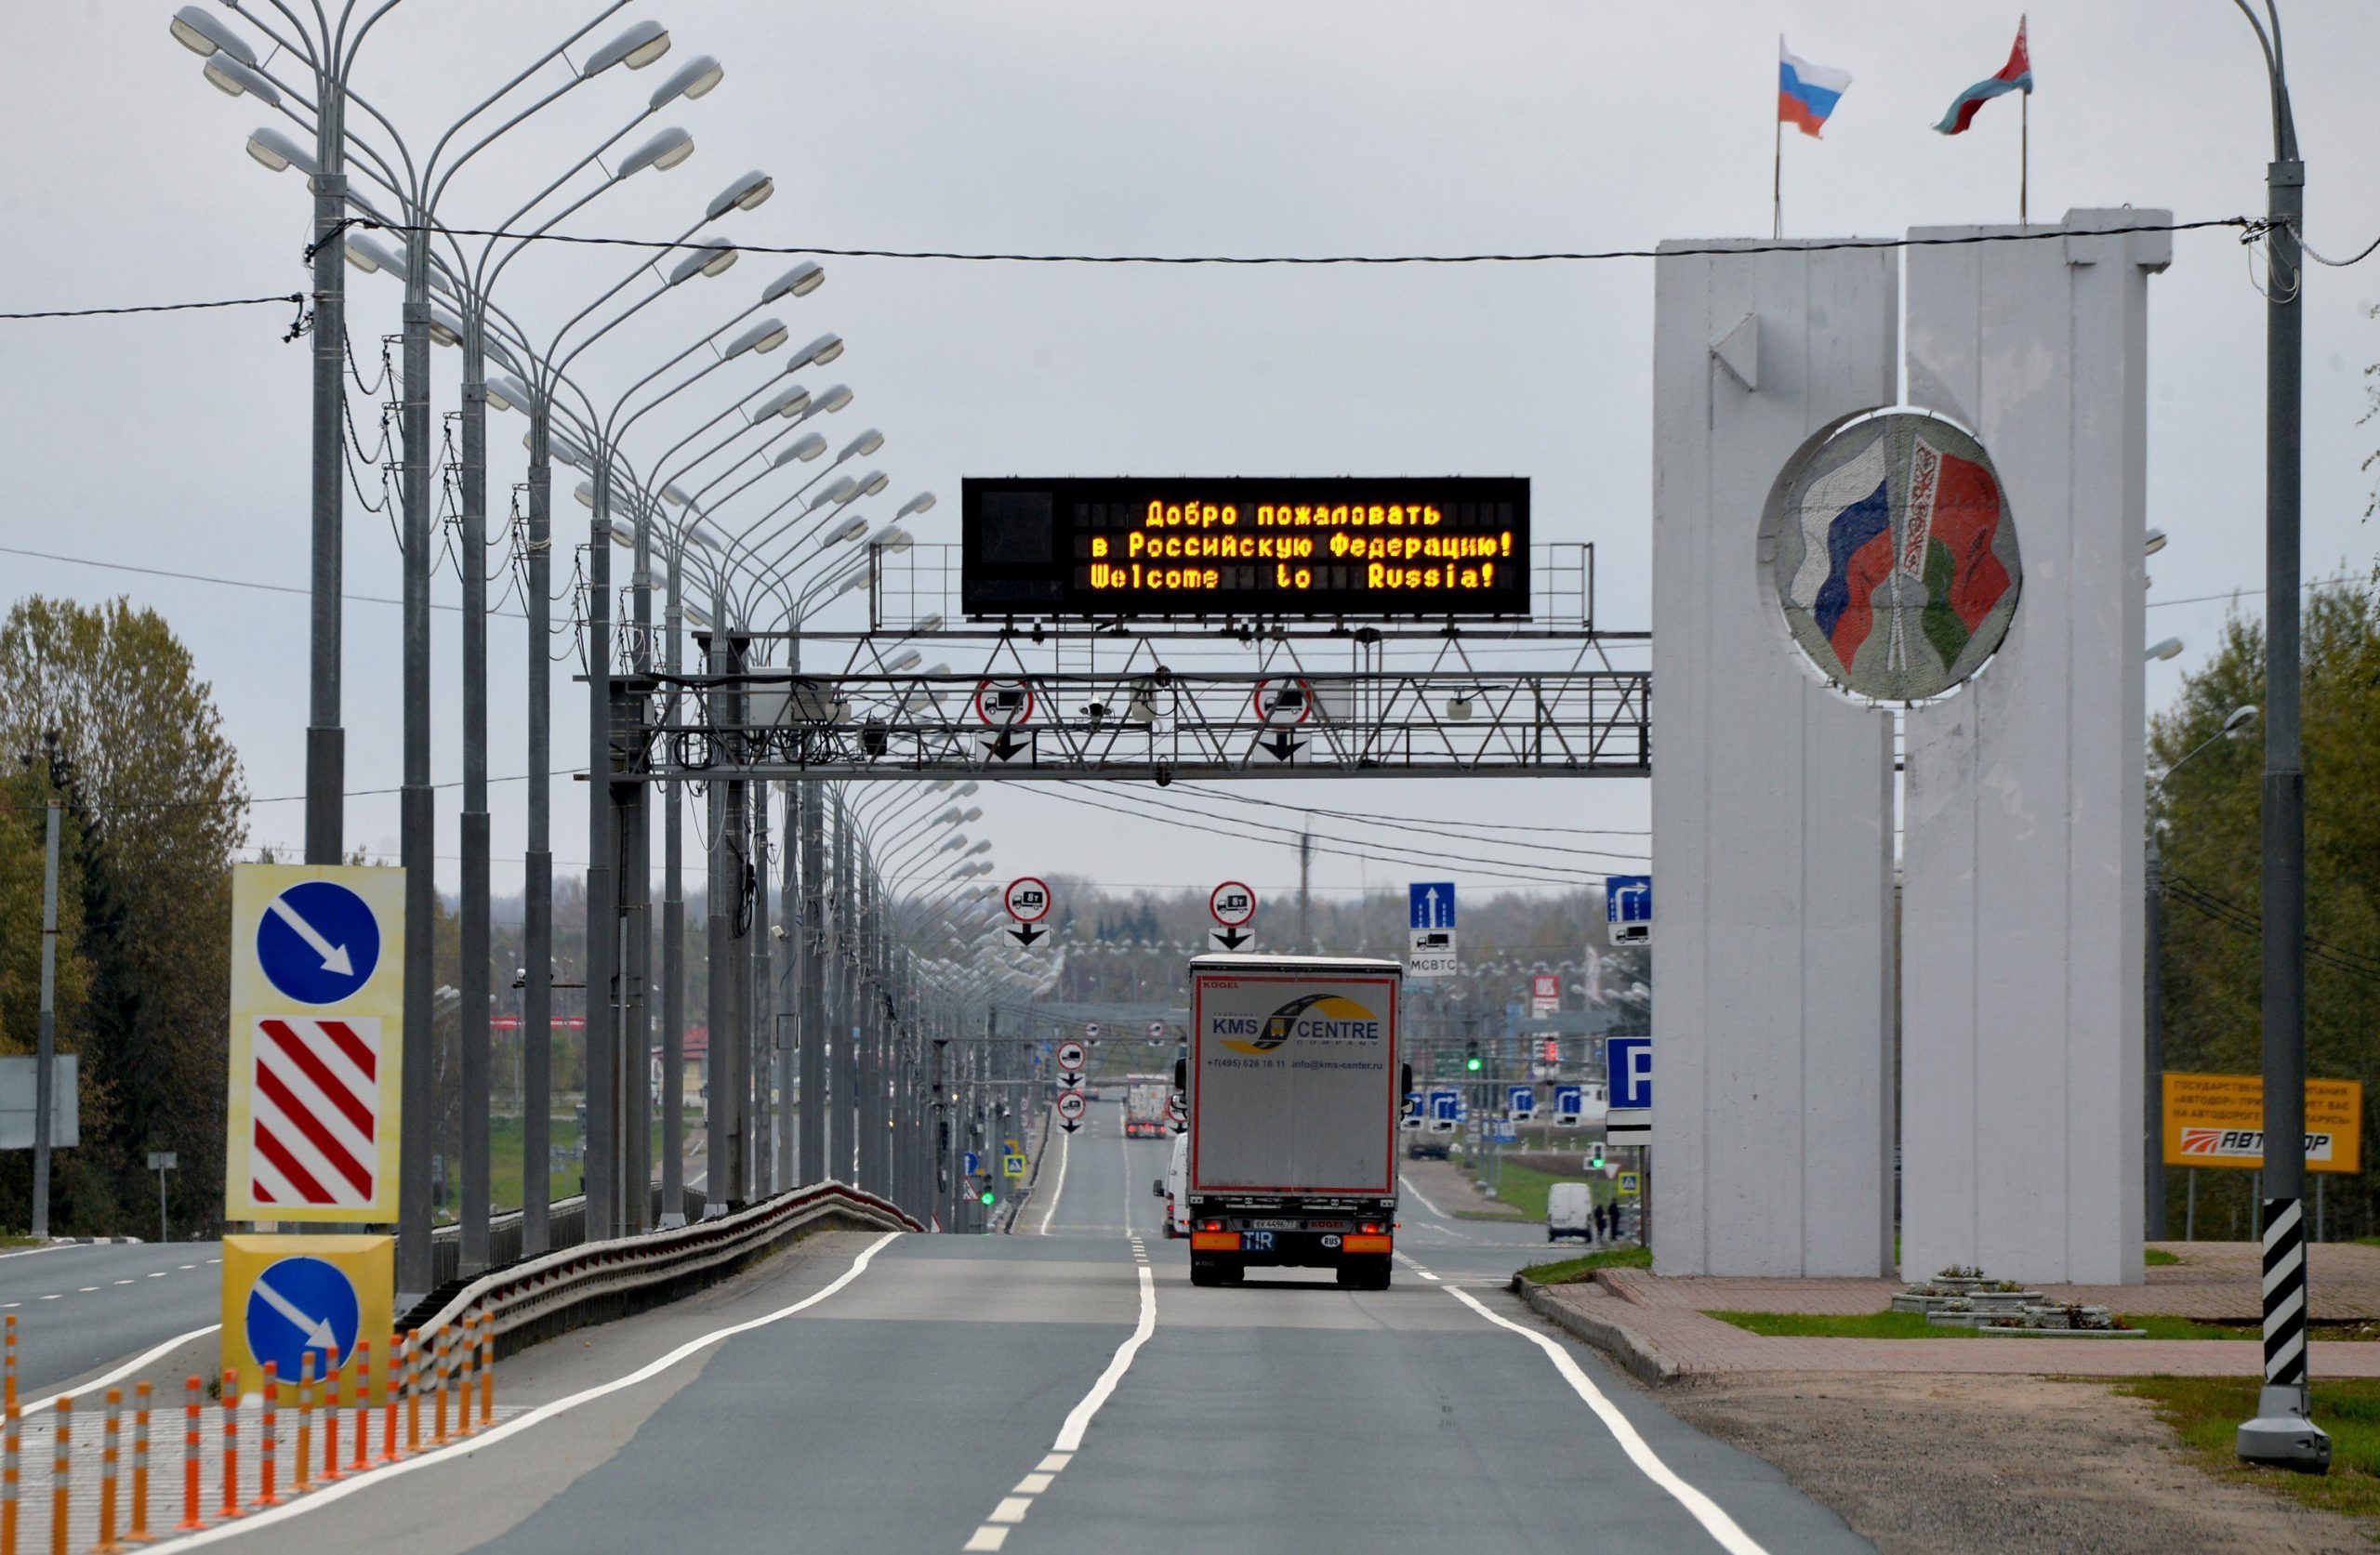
[425,1186,712,1286]
[420,1180,921,1352]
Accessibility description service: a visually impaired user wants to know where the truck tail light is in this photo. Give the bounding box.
[1199,1219,1223,1232]
[1359,1221,1382,1234]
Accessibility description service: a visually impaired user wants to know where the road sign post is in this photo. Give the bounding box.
[148,1151,177,1244]
[227,865,405,1227]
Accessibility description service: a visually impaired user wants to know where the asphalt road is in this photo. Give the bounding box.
[0,1240,225,1395]
[188,1101,1866,1554]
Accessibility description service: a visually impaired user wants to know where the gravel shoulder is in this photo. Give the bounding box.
[1657,1371,2373,1554]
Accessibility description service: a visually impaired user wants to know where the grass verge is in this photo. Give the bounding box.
[1471,1160,1607,1221]
[1706,1309,2266,1341]
[2146,1247,2182,1267]
[1514,1245,1651,1285]
[2115,1376,2380,1521]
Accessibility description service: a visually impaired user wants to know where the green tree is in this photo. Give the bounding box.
[0,598,248,1235]
[2153,573,2380,1237]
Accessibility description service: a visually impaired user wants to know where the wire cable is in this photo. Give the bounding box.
[0,293,304,321]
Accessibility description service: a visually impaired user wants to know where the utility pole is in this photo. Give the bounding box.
[1298,823,1311,952]
[2237,0,2328,1471]
[33,801,60,1242]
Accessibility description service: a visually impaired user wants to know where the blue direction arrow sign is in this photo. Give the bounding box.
[1408,882,1457,930]
[244,1256,362,1388]
[962,1151,981,1178]
[1508,1084,1537,1119]
[1605,876,1651,947]
[1553,1083,1585,1122]
[1429,1088,1461,1123]
[256,880,382,1005]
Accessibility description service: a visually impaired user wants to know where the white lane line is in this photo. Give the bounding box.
[958,1225,1161,1550]
[77,1286,98,1293]
[144,1232,901,1550]
[1399,1173,1448,1220]
[1037,1123,1071,1236]
[24,1324,221,1415]
[1439,1281,1768,1555]
[38,1295,59,1301]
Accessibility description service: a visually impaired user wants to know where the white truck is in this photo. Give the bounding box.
[1184,955,1408,1290]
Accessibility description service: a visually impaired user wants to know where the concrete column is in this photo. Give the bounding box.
[1649,237,1898,1277]
[1899,211,2169,1286]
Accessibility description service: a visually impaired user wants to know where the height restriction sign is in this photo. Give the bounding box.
[226,864,405,1223]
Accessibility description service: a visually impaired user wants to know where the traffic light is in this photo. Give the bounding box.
[1589,1143,1605,1170]
[1464,1039,1481,1074]
[979,1185,997,1206]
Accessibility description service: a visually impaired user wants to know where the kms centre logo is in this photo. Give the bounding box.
[1218,994,1382,1055]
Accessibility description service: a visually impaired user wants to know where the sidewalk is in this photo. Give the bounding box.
[1527,1241,2380,1382]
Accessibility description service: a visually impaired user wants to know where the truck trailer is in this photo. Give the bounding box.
[1185,955,1407,1290]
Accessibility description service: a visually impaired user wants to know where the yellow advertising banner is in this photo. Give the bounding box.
[219,1234,395,1403]
[226,863,405,1222]
[2162,1071,2362,1174]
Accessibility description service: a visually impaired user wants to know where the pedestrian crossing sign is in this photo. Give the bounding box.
[1618,1171,1640,1195]
[1003,1153,1027,1179]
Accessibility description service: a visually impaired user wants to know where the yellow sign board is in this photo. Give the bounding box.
[1003,1153,1027,1179]
[2162,1072,2362,1174]
[226,864,405,1222]
[220,1234,396,1403]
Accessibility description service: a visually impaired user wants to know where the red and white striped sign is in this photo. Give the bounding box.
[247,1016,384,1209]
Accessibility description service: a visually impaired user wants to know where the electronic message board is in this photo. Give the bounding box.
[960,477,1529,619]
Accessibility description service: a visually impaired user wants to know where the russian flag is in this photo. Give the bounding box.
[1935,20,2033,136]
[1786,436,1895,665]
[1779,41,1852,138]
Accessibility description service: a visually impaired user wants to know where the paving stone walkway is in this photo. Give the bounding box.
[1540,1240,2380,1379]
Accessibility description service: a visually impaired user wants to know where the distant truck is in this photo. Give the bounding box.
[1184,955,1408,1290]
[1124,1081,1170,1139]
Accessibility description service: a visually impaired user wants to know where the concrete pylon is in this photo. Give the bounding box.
[1899,212,2172,1286]
[1649,240,1898,1277]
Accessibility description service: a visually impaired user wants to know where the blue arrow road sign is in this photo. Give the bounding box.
[1402,1090,1421,1121]
[1508,1085,1536,1117]
[1554,1083,1584,1117]
[1408,882,1457,930]
[256,880,381,1005]
[1606,876,1651,929]
[245,1256,362,1389]
[962,1151,981,1178]
[1608,1035,1652,1111]
[1429,1089,1461,1123]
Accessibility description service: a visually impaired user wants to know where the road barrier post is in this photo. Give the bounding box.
[94,1390,121,1553]
[176,1380,200,1531]
[256,1364,278,1509]
[319,1347,340,1484]
[51,1397,70,1555]
[431,1330,449,1446]
[5,1316,14,1416]
[127,1383,150,1546]
[293,1355,312,1496]
[348,1343,369,1472]
[454,1325,474,1439]
[5,1399,19,1555]
[217,1369,239,1522]
[380,1337,399,1464]
[476,1312,494,1428]
[403,1332,421,1456]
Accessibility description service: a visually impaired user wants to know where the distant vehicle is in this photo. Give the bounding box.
[1152,1132,1190,1238]
[1185,955,1408,1290]
[1125,1081,1170,1139]
[1406,1135,1450,1161]
[1547,1180,1597,1243]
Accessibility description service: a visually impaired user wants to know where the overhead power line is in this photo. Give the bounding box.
[0,292,304,322]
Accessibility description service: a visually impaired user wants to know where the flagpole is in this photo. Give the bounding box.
[2020,85,2030,225]
[1773,35,1784,239]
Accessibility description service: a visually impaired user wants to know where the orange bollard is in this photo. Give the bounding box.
[126,1382,151,1546]
[175,1379,201,1532]
[477,1312,495,1428]
[347,1343,369,1472]
[255,1364,278,1509]
[452,1326,473,1440]
[217,1369,240,1522]
[4,1400,18,1555]
[380,1336,399,1465]
[292,1353,312,1496]
[4,1314,14,1416]
[49,1398,69,1555]
[431,1329,449,1445]
[95,1390,123,1553]
[403,1331,421,1456]
[318,1346,340,1484]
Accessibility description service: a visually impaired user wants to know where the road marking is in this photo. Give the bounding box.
[143,1232,900,1550]
[1037,1122,1070,1236]
[1432,1275,1768,1555]
[78,1286,98,1293]
[24,1324,221,1416]
[178,1265,196,1271]
[959,1226,1160,1551]
[147,1272,166,1278]
[113,1278,135,1285]
[38,1295,59,1301]
[1399,1173,1448,1220]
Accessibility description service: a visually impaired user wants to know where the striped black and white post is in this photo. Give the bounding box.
[2238,1194,2331,1469]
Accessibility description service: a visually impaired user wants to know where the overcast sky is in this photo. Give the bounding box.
[4,1,2375,927]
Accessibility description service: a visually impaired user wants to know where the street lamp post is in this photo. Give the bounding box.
[2229,0,2326,1472]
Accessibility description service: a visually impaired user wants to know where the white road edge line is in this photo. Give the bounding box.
[1398,1173,1448,1220]
[1038,1121,1071,1236]
[142,1232,902,1550]
[24,1324,223,1416]
[1442,1284,1769,1555]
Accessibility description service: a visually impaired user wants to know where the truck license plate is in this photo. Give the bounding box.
[1247,1219,1298,1232]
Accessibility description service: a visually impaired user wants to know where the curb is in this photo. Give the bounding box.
[1510,1276,1683,1386]
[47,1236,143,1245]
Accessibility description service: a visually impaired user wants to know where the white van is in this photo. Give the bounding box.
[1547,1180,1596,1244]
[1153,1131,1191,1239]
